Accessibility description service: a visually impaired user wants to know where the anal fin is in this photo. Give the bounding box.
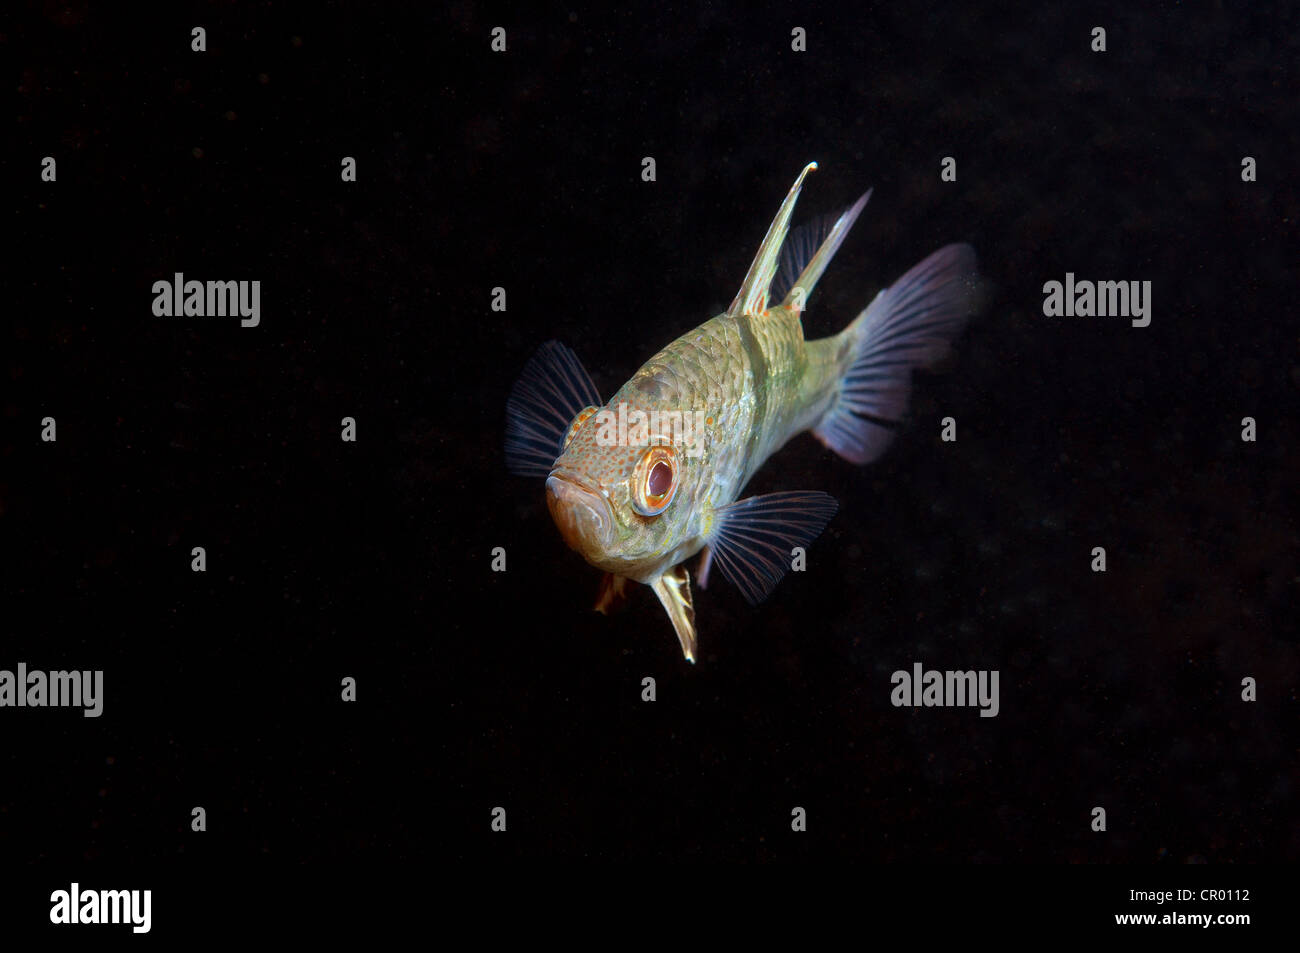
[594,573,631,615]
[650,564,697,663]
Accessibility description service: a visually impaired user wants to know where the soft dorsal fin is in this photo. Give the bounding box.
[769,209,840,308]
[727,162,818,318]
[774,189,872,312]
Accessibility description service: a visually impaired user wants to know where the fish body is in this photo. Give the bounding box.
[507,163,980,662]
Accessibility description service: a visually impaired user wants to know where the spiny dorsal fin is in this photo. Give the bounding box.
[727,162,817,318]
[774,189,873,313]
[769,209,840,308]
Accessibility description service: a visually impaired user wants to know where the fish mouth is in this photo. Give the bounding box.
[546,473,615,556]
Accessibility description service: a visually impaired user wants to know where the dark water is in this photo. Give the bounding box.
[5,2,1296,874]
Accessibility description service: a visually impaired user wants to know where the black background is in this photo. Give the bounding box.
[5,0,1297,882]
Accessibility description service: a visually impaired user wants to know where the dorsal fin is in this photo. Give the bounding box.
[727,162,817,318]
[774,189,872,312]
[769,209,840,308]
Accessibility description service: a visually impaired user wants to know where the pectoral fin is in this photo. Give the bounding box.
[504,340,602,477]
[706,491,839,604]
[696,544,714,589]
[650,564,697,663]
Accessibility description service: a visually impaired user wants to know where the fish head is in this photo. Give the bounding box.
[545,399,707,579]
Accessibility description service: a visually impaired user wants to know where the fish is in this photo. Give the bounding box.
[505,162,981,662]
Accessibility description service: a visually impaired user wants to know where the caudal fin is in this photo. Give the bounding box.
[813,244,980,465]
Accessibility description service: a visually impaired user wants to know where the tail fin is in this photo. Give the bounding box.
[813,244,980,465]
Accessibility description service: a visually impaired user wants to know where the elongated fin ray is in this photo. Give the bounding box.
[727,162,818,317]
[814,244,979,464]
[504,340,602,477]
[651,565,697,662]
[776,189,873,312]
[707,491,839,605]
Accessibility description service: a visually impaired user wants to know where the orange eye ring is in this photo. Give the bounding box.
[632,445,677,516]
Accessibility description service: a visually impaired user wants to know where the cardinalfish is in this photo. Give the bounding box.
[506,162,981,662]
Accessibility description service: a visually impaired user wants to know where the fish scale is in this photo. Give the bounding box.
[621,307,842,496]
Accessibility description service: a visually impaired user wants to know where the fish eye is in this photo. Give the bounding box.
[632,445,677,516]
